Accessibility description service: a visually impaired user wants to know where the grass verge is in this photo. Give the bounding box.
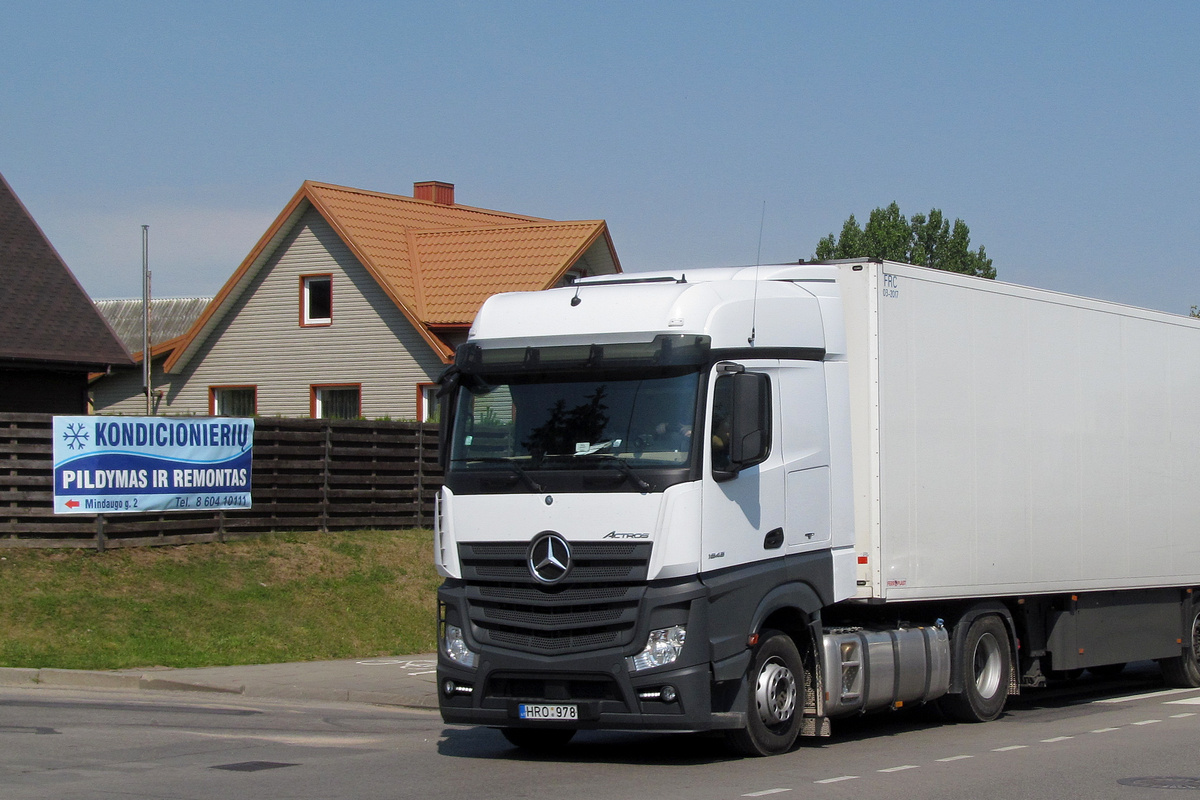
[0,529,439,671]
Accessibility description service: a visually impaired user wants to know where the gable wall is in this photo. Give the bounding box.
[92,207,445,419]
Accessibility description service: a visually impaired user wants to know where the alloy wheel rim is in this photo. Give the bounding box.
[755,657,797,727]
[973,632,1003,698]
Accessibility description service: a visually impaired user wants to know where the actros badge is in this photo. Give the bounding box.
[528,531,572,584]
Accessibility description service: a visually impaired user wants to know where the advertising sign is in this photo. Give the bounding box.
[53,417,253,514]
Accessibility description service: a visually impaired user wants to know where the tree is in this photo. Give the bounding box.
[815,202,996,279]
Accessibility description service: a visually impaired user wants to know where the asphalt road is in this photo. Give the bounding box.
[2,664,1198,800]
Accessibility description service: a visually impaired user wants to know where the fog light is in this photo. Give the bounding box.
[443,679,457,697]
[626,625,686,672]
[637,685,680,703]
[442,624,478,669]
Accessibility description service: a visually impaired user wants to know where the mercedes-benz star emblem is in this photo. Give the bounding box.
[528,532,571,585]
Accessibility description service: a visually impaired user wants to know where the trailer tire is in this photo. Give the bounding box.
[1159,606,1200,688]
[727,630,804,757]
[500,727,576,752]
[940,615,1010,723]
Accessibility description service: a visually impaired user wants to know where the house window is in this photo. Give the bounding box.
[418,383,439,422]
[312,384,361,419]
[211,386,256,416]
[301,275,332,326]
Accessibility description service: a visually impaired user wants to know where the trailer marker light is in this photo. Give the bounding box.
[858,556,869,564]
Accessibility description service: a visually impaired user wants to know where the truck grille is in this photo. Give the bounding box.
[459,541,651,656]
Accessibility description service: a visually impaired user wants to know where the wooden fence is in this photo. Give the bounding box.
[0,413,441,549]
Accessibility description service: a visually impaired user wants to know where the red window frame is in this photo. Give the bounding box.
[417,382,438,422]
[209,385,258,416]
[310,383,362,419]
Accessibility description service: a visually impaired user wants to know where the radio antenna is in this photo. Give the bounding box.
[749,200,766,346]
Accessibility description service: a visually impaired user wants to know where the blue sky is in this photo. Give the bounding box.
[3,2,1197,314]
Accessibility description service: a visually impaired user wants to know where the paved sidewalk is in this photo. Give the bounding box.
[0,654,440,709]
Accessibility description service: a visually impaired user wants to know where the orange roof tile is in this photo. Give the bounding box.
[412,222,608,324]
[165,181,619,371]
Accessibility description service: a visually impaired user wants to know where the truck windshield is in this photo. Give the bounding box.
[450,368,700,470]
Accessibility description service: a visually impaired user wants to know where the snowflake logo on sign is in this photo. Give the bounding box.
[62,422,89,450]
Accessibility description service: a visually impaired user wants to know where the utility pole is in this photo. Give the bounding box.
[142,225,151,415]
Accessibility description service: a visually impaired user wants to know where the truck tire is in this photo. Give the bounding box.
[940,615,1010,723]
[500,727,575,752]
[727,630,803,757]
[1159,605,1200,688]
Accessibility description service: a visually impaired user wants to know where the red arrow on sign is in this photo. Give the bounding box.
[65,499,80,509]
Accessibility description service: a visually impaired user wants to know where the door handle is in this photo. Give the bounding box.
[763,527,784,550]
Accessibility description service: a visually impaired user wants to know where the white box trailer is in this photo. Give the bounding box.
[840,262,1200,601]
[434,260,1200,757]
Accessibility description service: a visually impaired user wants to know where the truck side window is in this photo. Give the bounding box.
[711,376,734,472]
[711,370,771,478]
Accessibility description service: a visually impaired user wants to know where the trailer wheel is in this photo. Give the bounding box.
[940,615,1010,723]
[499,727,576,752]
[727,630,803,757]
[1159,606,1200,688]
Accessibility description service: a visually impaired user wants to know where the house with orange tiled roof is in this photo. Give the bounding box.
[90,180,620,419]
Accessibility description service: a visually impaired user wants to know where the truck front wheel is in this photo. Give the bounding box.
[727,630,803,756]
[940,615,1011,723]
[1159,605,1200,688]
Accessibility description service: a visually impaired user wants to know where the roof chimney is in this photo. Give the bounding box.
[413,181,455,205]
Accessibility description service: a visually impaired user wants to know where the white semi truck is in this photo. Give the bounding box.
[434,259,1200,756]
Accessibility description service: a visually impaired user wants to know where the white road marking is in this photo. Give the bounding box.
[186,731,386,746]
[1096,688,1197,703]
[742,789,792,797]
[356,659,437,669]
[801,692,1200,790]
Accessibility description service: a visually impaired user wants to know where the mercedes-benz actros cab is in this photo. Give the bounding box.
[434,260,1200,756]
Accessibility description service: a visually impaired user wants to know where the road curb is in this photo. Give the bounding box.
[37,668,143,691]
[136,677,244,695]
[0,667,40,687]
[0,667,234,694]
[0,664,439,709]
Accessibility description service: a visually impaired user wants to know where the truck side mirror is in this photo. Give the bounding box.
[712,371,771,481]
[435,366,462,471]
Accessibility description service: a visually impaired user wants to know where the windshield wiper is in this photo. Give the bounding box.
[452,457,543,492]
[577,454,652,491]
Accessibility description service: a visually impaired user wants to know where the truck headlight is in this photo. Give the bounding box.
[442,624,478,669]
[626,626,686,672]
